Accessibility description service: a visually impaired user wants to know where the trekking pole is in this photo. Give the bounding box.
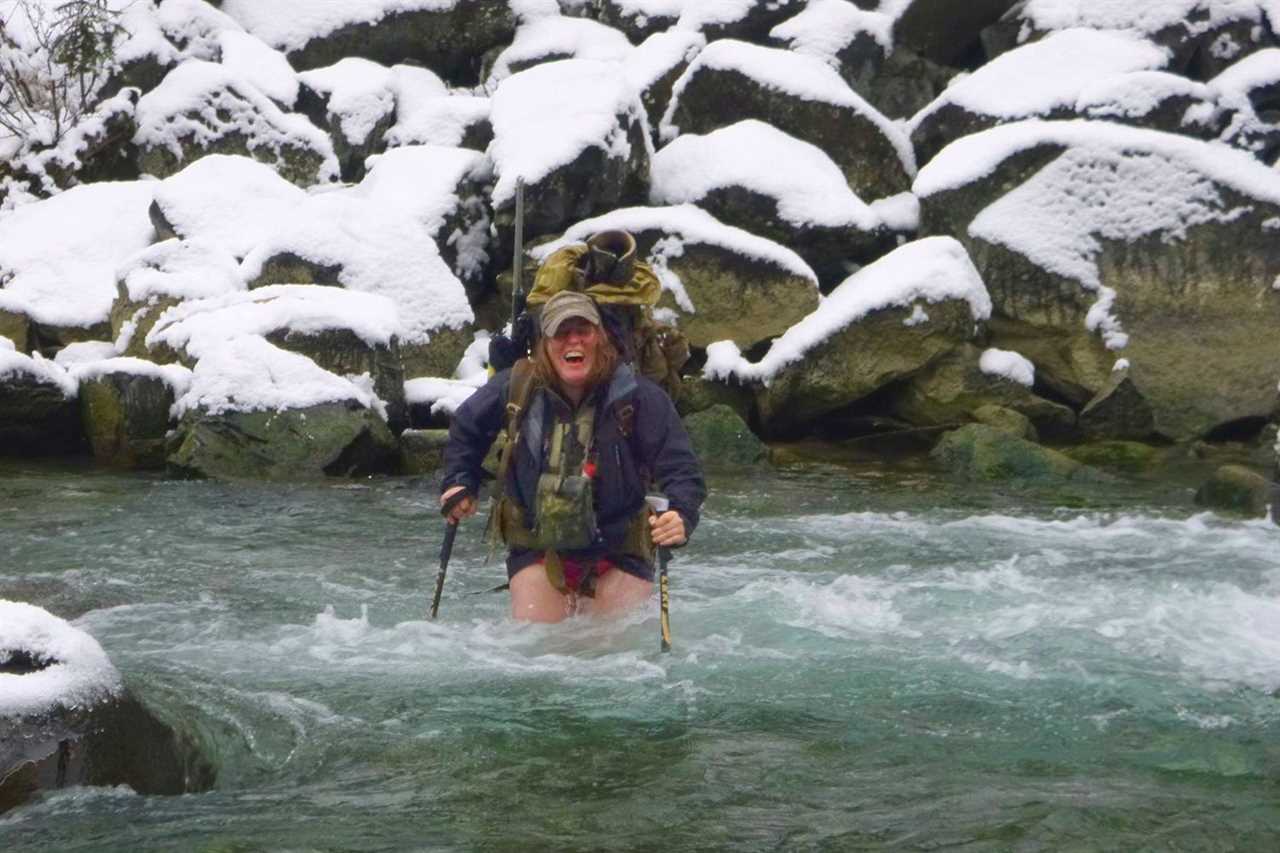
[645,494,673,653]
[430,490,471,619]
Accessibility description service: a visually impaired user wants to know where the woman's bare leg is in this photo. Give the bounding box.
[585,569,653,617]
[509,564,570,623]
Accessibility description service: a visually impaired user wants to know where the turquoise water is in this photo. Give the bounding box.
[3,459,1280,851]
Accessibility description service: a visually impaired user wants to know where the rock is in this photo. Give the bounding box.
[629,30,705,146]
[856,45,956,121]
[678,0,806,43]
[675,375,754,424]
[682,404,768,467]
[888,345,1076,441]
[893,0,1019,67]
[650,120,895,288]
[224,0,517,86]
[971,404,1037,441]
[931,423,1108,482]
[488,59,650,249]
[75,362,188,469]
[0,310,31,354]
[484,16,633,87]
[1078,371,1155,441]
[0,601,214,814]
[1076,72,1221,140]
[0,352,83,456]
[134,60,338,187]
[1063,440,1163,475]
[591,0,682,41]
[1212,50,1280,164]
[297,58,405,182]
[713,238,989,437]
[662,40,914,200]
[1194,464,1269,517]
[916,121,1280,439]
[168,400,398,480]
[908,29,1169,167]
[398,428,450,475]
[541,205,820,351]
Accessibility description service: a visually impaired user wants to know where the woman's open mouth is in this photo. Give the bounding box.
[563,350,585,364]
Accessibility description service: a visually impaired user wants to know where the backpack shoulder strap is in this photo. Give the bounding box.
[498,358,538,481]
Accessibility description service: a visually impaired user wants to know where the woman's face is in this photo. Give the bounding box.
[547,317,600,392]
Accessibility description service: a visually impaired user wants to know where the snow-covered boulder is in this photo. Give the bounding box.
[908,28,1171,166]
[650,120,899,287]
[134,60,339,186]
[1212,49,1280,163]
[148,155,309,259]
[887,344,1078,441]
[705,237,991,436]
[916,120,1280,440]
[675,0,806,43]
[626,29,705,145]
[590,0,683,41]
[146,285,408,433]
[68,358,192,469]
[536,205,820,350]
[112,240,246,360]
[485,15,633,87]
[219,0,520,86]
[296,59,400,181]
[0,182,155,349]
[0,348,82,455]
[488,59,651,247]
[769,1,891,99]
[661,40,915,200]
[1075,71,1221,139]
[0,600,214,814]
[166,336,399,479]
[241,146,486,378]
[981,0,1280,81]
[385,93,492,152]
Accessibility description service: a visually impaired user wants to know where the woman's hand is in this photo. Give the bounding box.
[440,485,477,525]
[649,510,686,547]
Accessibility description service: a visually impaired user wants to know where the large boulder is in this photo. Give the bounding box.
[1194,464,1270,517]
[488,59,651,249]
[240,147,484,378]
[931,422,1109,482]
[536,205,820,351]
[682,404,768,467]
[661,40,915,200]
[627,29,705,145]
[650,120,899,288]
[134,60,338,186]
[908,28,1170,167]
[1077,369,1156,441]
[166,337,398,479]
[0,601,214,815]
[917,120,1280,440]
[893,0,1019,66]
[220,0,519,86]
[675,0,805,43]
[0,347,82,455]
[484,16,633,86]
[705,237,990,437]
[71,359,192,469]
[1211,49,1280,163]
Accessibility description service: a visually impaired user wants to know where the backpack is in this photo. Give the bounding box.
[528,233,689,400]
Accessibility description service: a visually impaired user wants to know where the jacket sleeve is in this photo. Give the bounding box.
[633,381,707,536]
[440,369,509,497]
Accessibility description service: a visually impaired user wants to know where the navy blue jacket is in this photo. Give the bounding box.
[442,364,706,551]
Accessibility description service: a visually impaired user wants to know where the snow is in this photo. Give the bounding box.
[488,59,650,206]
[172,334,380,418]
[239,146,481,343]
[0,182,155,329]
[650,119,881,230]
[1075,71,1215,121]
[116,240,246,304]
[52,341,120,366]
[134,59,338,183]
[0,348,78,397]
[387,94,491,149]
[0,600,124,717]
[218,29,300,107]
[67,356,194,397]
[404,333,491,413]
[908,28,1170,129]
[1017,0,1280,37]
[1210,47,1280,95]
[916,120,1280,349]
[703,237,990,384]
[980,348,1036,387]
[769,0,895,63]
[151,155,309,259]
[660,39,915,174]
[298,58,398,144]
[625,29,705,95]
[486,16,635,87]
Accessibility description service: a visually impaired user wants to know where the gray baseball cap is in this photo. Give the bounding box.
[540,290,602,337]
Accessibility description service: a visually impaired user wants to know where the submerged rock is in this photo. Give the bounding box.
[1194,464,1270,517]
[398,428,450,476]
[931,423,1109,483]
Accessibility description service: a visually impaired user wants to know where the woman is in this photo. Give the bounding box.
[439,290,706,622]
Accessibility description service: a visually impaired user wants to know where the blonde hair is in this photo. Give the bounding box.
[532,323,618,396]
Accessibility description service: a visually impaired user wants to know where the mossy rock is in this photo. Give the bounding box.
[971,404,1036,441]
[399,429,450,475]
[682,404,767,467]
[0,308,30,352]
[1063,440,1164,475]
[931,423,1110,483]
[1193,464,1269,518]
[78,372,175,469]
[675,375,753,422]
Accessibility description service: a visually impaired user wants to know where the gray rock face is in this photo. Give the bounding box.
[1,310,31,353]
[398,428,450,475]
[167,400,399,480]
[894,0,1019,66]
[1078,371,1155,441]
[682,404,768,467]
[78,371,177,469]
[0,373,83,456]
[1194,463,1270,517]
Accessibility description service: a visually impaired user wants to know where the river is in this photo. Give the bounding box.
[2,457,1279,851]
